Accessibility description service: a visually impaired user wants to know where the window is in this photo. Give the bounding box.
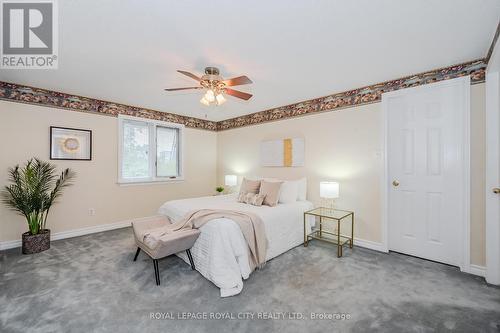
[118,116,183,184]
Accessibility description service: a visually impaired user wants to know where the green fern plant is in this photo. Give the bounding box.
[216,186,224,193]
[1,158,75,235]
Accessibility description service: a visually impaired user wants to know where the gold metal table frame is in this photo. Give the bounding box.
[303,207,354,257]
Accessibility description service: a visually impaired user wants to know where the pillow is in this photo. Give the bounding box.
[237,192,266,206]
[246,193,266,206]
[237,192,247,203]
[263,177,306,202]
[297,178,307,201]
[261,178,284,202]
[239,178,261,196]
[278,181,299,204]
[259,181,283,207]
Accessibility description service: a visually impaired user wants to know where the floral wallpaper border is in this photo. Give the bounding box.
[0,59,486,132]
[217,59,486,131]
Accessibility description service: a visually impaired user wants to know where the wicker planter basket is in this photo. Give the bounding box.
[22,229,50,254]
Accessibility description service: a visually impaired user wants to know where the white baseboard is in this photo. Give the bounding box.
[0,220,131,251]
[354,237,387,253]
[467,264,486,277]
[0,239,22,251]
[353,239,487,278]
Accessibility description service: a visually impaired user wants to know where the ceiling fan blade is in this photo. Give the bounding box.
[225,88,253,100]
[177,70,201,82]
[164,87,202,91]
[223,75,253,86]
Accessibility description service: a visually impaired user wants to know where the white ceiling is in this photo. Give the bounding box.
[1,0,499,121]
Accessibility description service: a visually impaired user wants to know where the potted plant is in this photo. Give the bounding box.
[216,186,225,195]
[1,158,75,254]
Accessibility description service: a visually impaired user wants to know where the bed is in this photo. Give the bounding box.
[158,193,314,297]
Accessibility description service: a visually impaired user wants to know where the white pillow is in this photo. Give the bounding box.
[297,178,307,201]
[262,177,306,203]
[278,181,299,204]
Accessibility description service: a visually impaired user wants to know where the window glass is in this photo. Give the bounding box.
[122,120,150,179]
[156,126,179,177]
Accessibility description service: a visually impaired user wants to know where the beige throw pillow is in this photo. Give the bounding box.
[246,193,266,206]
[259,181,283,207]
[237,192,266,206]
[239,178,261,196]
[237,192,246,203]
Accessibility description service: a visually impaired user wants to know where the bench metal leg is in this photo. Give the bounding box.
[153,259,160,286]
[133,247,141,261]
[186,249,195,270]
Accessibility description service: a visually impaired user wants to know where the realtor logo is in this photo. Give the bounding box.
[1,0,58,69]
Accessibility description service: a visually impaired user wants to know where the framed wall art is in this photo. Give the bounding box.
[260,138,304,167]
[50,126,92,160]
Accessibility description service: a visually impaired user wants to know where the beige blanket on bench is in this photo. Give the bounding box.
[142,209,267,270]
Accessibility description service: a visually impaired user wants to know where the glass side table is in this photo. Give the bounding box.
[304,207,354,257]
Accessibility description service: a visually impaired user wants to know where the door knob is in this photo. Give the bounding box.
[494,188,500,194]
[392,180,400,187]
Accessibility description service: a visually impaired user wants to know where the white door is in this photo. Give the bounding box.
[486,71,500,285]
[384,77,469,267]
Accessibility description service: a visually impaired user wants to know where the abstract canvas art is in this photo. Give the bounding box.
[50,127,92,160]
[260,138,304,167]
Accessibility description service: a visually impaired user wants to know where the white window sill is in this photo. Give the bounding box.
[117,178,184,186]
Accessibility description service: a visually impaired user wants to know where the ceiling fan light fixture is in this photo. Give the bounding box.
[166,67,253,105]
[200,96,210,106]
[216,93,226,105]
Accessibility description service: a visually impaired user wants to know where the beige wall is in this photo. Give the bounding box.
[0,101,217,242]
[217,84,486,266]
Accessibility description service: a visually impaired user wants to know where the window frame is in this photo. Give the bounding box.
[118,115,184,185]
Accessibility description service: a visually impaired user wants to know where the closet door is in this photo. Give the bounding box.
[486,71,500,284]
[384,77,469,266]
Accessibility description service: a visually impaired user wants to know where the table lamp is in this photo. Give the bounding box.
[320,181,339,208]
[225,175,237,193]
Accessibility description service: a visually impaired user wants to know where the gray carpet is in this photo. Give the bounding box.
[1,227,499,333]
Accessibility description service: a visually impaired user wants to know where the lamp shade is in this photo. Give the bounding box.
[205,89,215,102]
[216,94,226,105]
[320,181,339,199]
[200,96,210,106]
[225,175,237,186]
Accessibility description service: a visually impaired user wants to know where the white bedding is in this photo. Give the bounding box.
[158,193,314,297]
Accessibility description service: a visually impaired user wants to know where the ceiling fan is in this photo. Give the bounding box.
[164,67,253,106]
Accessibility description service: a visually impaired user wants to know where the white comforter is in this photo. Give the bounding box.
[158,194,314,297]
